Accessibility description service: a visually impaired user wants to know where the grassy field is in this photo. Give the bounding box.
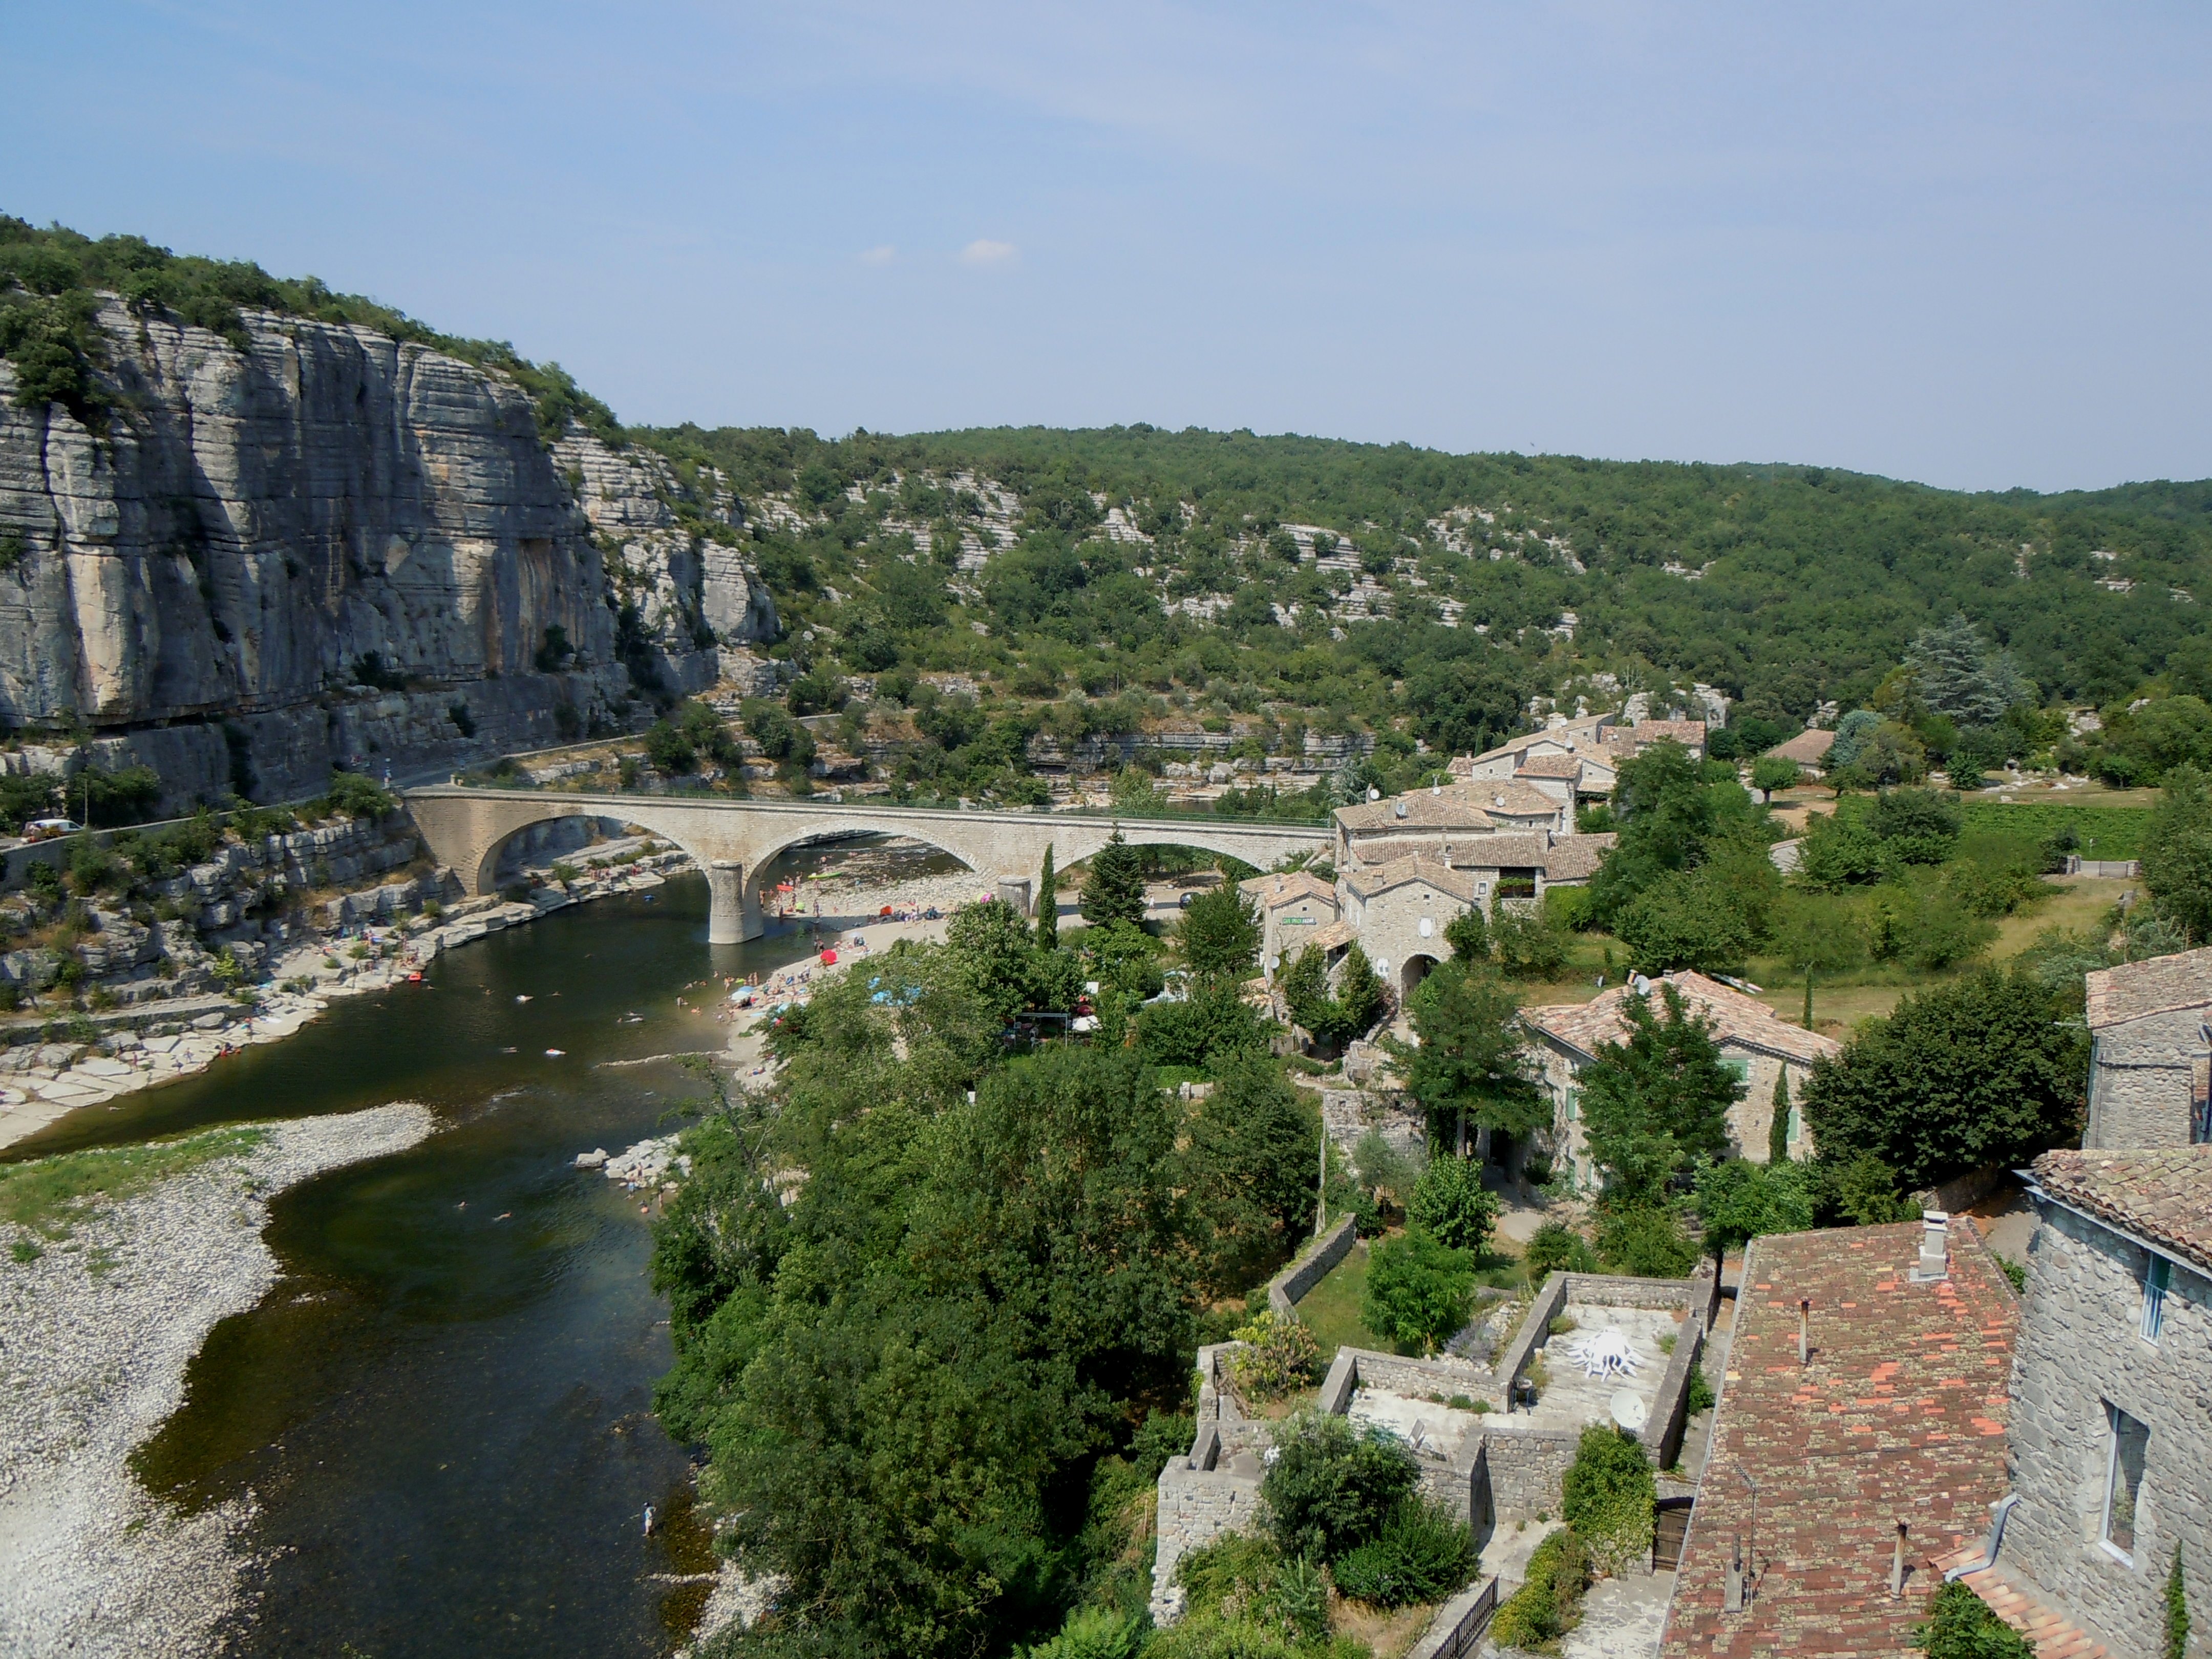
[1295,1237,1386,1362]
[0,1125,264,1252]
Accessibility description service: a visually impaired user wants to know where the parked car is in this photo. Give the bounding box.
[24,818,82,841]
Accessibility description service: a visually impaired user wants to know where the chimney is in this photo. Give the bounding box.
[1798,1299,1810,1366]
[1724,1536,1745,1612]
[1911,1211,1950,1282]
[1890,1520,1908,1598]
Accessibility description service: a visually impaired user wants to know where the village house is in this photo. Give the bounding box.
[2082,946,2212,1147]
[1238,869,1341,981]
[1942,1147,2212,1658]
[1330,779,1570,869]
[1658,1216,2020,1658]
[1761,726,1837,777]
[1519,972,1839,1188]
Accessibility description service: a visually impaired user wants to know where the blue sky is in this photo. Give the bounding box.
[6,2,2208,491]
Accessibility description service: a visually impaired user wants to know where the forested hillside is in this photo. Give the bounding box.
[10,216,2212,805]
[636,420,2212,729]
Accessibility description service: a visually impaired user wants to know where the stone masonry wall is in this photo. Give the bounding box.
[2086,1009,2208,1148]
[2005,1201,2212,1655]
[1474,1424,1583,1518]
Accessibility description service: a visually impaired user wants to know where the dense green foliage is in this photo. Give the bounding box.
[1692,1157,1819,1260]
[1386,961,1546,1151]
[1281,943,1384,1052]
[1577,985,1745,1206]
[1360,1230,1476,1353]
[1487,1526,1589,1649]
[1175,882,1262,981]
[652,935,1337,1657]
[1800,966,2089,1191]
[1559,1427,1656,1575]
[1916,1582,2035,1659]
[1405,1156,1500,1256]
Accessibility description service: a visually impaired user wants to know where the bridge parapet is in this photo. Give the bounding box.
[403,786,1330,945]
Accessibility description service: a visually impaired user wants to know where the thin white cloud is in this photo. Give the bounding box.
[960,238,1017,265]
[859,244,895,264]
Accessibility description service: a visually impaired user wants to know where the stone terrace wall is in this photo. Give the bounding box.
[1268,1214,1358,1315]
[1474,1425,1582,1518]
[1151,1458,1263,1626]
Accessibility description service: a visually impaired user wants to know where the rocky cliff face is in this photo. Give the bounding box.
[0,301,775,807]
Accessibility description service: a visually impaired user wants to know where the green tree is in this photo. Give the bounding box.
[1185,1054,1321,1290]
[1577,985,1745,1205]
[1035,843,1058,950]
[1614,865,1759,973]
[1176,881,1261,982]
[1800,966,2089,1190]
[1135,977,1271,1070]
[945,897,1038,1023]
[1749,755,1801,795]
[1903,614,2034,729]
[1768,1068,1793,1164]
[1362,1230,1476,1353]
[1260,1408,1420,1562]
[1407,1154,1500,1255]
[2141,763,2212,943]
[1593,1204,1699,1277]
[1385,959,1546,1153]
[1442,905,1490,963]
[1692,1157,1818,1261]
[1283,942,1385,1051]
[1080,829,1147,929]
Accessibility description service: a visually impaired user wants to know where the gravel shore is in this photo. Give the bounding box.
[0,1102,436,1658]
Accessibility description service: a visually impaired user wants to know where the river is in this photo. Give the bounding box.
[3,849,945,1657]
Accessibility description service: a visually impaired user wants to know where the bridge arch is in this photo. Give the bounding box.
[405,787,1332,950]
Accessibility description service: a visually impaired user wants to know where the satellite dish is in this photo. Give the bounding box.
[1609,1389,1649,1433]
[1368,788,1382,802]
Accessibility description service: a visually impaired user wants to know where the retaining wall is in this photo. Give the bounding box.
[1267,1214,1357,1316]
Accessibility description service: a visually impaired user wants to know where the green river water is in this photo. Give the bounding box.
[4,855,930,1657]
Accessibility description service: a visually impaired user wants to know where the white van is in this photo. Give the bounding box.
[23,818,83,840]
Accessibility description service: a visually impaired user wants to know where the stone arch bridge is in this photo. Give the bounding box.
[405,786,1331,944]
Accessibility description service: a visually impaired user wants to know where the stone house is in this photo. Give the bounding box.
[1330,780,1569,870]
[1336,857,1482,1002]
[1762,727,1836,777]
[1947,1147,2212,1657]
[1239,869,1341,981]
[1520,972,1840,1189]
[2083,947,2212,1147]
[1659,1217,2020,1657]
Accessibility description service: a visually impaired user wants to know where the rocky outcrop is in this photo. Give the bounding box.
[0,301,776,806]
[552,431,778,695]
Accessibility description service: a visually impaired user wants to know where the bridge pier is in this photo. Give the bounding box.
[706,860,752,946]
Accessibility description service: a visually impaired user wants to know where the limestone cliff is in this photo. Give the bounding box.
[0,300,775,807]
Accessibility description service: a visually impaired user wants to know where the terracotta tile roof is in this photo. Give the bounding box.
[2082,944,2212,1029]
[1541,832,1614,882]
[1444,779,1565,819]
[1933,1551,2116,1659]
[1340,855,1482,905]
[1514,753,1585,779]
[1334,794,1497,834]
[1633,719,1709,747]
[2028,1145,2212,1274]
[1307,920,1357,951]
[1766,729,1837,765]
[1659,1223,2019,1659]
[1521,970,1840,1066]
[1239,869,1338,911]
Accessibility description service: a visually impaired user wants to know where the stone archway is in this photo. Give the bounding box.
[1401,952,1440,1002]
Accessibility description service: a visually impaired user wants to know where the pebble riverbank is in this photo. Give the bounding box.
[0,1102,436,1659]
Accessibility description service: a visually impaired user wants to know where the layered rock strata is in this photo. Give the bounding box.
[0,301,775,807]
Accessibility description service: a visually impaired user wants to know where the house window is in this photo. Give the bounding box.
[2103,1403,2150,1560]
[1786,1104,1802,1142]
[1419,916,1434,938]
[1565,1089,1580,1122]
[2141,1256,2172,1344]
[1721,1056,1751,1085]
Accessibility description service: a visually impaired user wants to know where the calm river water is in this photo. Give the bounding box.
[3,855,922,1657]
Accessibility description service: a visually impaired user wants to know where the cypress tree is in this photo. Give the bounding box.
[1080,829,1147,929]
[1036,844,1057,950]
[1769,1069,1793,1163]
